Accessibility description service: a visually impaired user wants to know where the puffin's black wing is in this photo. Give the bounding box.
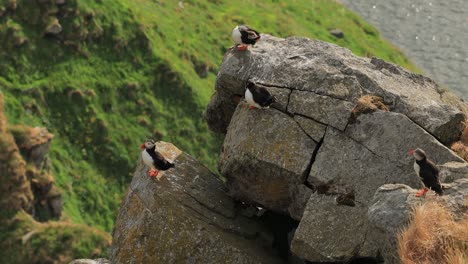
[153,151,175,171]
[419,160,443,195]
[252,86,275,107]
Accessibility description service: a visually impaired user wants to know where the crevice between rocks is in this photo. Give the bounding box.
[303,132,325,188]
[255,81,350,102]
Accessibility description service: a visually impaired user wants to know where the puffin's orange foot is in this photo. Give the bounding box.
[237,44,248,51]
[415,188,428,197]
[248,105,256,110]
[149,169,159,177]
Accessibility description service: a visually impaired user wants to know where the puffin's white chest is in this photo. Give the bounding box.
[245,88,261,108]
[413,162,420,176]
[142,150,155,169]
[232,26,243,44]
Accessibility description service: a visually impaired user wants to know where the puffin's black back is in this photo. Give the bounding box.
[416,158,443,195]
[247,82,276,107]
[146,146,175,171]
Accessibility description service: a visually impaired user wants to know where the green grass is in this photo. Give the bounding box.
[0,0,418,260]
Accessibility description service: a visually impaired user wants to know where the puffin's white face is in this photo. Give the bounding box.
[410,148,426,161]
[144,140,155,149]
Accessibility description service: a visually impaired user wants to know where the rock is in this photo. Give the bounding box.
[329,29,344,38]
[367,179,467,264]
[45,17,62,36]
[293,115,327,142]
[9,125,54,168]
[205,35,465,144]
[291,193,373,262]
[0,93,34,218]
[9,124,61,221]
[439,161,468,182]
[219,102,316,218]
[288,90,354,130]
[291,110,464,261]
[55,0,66,5]
[205,34,468,263]
[69,259,110,264]
[111,141,282,264]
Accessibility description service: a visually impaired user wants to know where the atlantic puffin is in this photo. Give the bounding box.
[409,148,443,197]
[232,25,261,51]
[141,139,174,178]
[245,81,276,110]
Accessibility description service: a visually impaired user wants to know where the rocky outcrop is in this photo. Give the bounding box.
[9,124,62,221]
[367,177,468,264]
[206,35,465,144]
[0,93,34,218]
[205,35,468,262]
[111,142,283,264]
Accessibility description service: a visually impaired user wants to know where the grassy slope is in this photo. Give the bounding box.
[0,0,417,249]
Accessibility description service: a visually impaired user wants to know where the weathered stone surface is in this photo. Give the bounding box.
[69,259,110,264]
[219,102,316,217]
[111,142,282,264]
[205,34,468,263]
[293,110,465,261]
[439,161,468,182]
[345,111,464,167]
[10,125,54,168]
[288,90,354,131]
[367,178,468,264]
[205,35,465,144]
[291,193,373,262]
[293,115,327,142]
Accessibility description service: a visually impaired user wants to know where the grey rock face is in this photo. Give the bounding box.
[206,34,468,262]
[220,102,316,218]
[206,34,465,144]
[111,142,282,264]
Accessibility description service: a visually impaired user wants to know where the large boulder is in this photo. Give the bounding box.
[205,35,468,262]
[110,142,282,264]
[367,178,468,264]
[220,102,316,219]
[206,35,465,145]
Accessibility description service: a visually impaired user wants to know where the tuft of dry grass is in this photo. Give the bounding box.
[398,200,468,264]
[349,95,389,123]
[451,120,468,161]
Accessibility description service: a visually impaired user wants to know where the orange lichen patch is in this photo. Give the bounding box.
[398,200,468,264]
[349,95,389,123]
[9,125,54,149]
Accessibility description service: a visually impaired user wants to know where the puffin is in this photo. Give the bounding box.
[409,148,443,197]
[141,139,175,178]
[232,25,261,51]
[245,81,276,110]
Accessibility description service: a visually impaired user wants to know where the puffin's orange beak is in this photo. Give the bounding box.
[141,143,145,149]
[409,149,414,155]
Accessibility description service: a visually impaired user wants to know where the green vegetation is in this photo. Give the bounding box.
[0,212,111,264]
[0,0,418,260]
